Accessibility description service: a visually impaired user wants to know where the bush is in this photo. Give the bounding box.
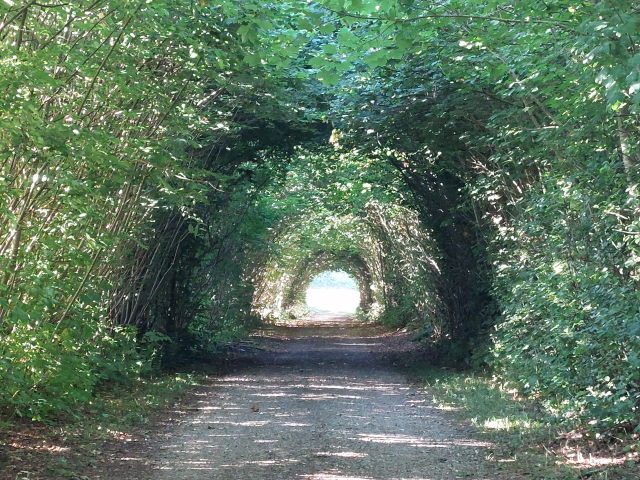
[489,171,640,430]
[0,320,153,421]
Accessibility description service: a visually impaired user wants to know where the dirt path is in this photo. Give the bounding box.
[93,315,508,480]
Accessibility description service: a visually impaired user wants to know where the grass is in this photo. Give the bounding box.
[412,366,639,480]
[85,372,203,431]
[0,371,205,480]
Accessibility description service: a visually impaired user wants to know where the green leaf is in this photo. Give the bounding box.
[317,69,341,86]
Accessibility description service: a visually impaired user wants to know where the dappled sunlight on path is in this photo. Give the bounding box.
[95,316,503,480]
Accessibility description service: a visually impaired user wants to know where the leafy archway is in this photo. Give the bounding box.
[281,251,372,315]
[248,148,442,332]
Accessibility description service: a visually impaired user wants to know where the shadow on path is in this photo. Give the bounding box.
[94,315,506,480]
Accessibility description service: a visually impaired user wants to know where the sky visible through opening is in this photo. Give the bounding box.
[306,271,360,314]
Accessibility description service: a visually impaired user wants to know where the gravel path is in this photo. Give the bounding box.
[95,315,508,480]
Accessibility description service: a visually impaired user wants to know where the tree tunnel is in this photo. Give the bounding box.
[248,149,443,335]
[251,223,381,321]
[2,0,638,431]
[279,251,373,315]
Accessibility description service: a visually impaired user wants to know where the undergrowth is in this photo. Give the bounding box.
[0,372,204,480]
[415,367,640,480]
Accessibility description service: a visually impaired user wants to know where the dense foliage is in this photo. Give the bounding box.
[305,0,640,431]
[0,0,316,419]
[1,0,638,437]
[250,148,441,328]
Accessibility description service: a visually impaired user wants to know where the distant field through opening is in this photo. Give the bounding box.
[305,271,360,314]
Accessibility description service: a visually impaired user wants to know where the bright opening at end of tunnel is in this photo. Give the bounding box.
[306,271,360,314]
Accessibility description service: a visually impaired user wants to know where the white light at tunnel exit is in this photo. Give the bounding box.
[306,271,360,314]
